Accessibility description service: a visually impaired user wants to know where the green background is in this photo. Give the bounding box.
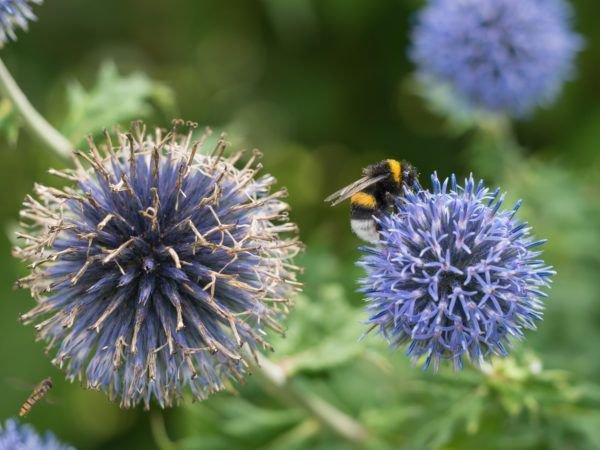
[1,1,599,449]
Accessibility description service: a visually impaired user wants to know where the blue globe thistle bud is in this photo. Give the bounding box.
[0,0,42,44]
[359,174,555,370]
[0,418,74,450]
[14,121,302,408]
[410,0,583,117]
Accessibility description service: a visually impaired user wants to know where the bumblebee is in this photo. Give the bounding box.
[325,159,418,243]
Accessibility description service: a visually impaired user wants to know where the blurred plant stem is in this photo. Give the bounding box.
[0,56,72,158]
[252,353,370,446]
[468,115,523,180]
[150,410,179,450]
[476,114,513,142]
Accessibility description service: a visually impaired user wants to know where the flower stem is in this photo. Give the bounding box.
[0,56,72,158]
[150,410,179,450]
[252,353,369,446]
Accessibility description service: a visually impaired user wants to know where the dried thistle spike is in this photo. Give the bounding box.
[14,120,302,409]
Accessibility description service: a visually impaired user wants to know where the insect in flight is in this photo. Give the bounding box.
[324,159,418,243]
[19,377,53,417]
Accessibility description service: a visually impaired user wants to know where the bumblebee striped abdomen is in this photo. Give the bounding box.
[350,192,377,212]
[350,189,379,243]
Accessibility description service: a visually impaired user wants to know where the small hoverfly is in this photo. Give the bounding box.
[325,159,418,243]
[19,377,53,417]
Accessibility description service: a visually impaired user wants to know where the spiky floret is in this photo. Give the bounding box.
[410,0,583,117]
[0,418,74,450]
[359,174,555,370]
[0,0,42,43]
[14,121,302,408]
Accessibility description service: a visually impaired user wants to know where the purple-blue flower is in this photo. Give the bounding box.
[0,418,74,450]
[359,174,554,370]
[0,0,42,43]
[410,0,583,117]
[14,121,302,408]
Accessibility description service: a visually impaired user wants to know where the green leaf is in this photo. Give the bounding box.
[60,61,176,145]
[273,284,365,375]
[180,396,310,450]
[218,400,304,438]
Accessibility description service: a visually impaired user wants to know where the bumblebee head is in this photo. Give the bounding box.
[401,160,419,190]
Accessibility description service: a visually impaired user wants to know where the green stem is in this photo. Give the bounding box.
[252,353,369,446]
[468,114,524,179]
[0,56,72,158]
[150,410,179,450]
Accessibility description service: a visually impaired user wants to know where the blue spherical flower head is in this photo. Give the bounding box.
[0,0,42,44]
[14,121,302,408]
[0,418,74,450]
[410,0,583,117]
[358,174,555,370]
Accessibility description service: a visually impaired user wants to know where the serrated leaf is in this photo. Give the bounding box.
[273,284,365,375]
[218,400,303,438]
[60,61,176,145]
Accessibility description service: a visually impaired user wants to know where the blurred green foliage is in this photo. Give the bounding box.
[60,61,175,145]
[1,0,600,449]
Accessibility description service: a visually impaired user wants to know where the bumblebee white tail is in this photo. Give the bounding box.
[351,219,379,244]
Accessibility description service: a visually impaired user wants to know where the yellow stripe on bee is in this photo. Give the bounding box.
[351,192,377,208]
[387,159,401,184]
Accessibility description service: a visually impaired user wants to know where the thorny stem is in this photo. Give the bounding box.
[0,56,73,158]
[252,353,369,446]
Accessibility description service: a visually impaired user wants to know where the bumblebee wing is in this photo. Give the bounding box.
[324,174,387,206]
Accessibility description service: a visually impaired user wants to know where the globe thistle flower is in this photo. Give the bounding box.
[0,418,74,450]
[410,0,583,117]
[14,121,302,408]
[359,174,554,370]
[0,0,42,44]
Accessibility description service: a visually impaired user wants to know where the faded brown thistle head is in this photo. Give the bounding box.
[14,120,302,408]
